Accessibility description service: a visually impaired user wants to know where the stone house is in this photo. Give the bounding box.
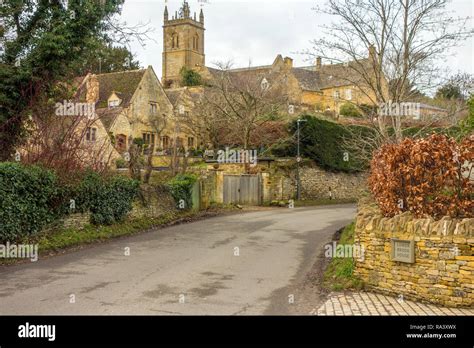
[161,1,387,121]
[77,66,198,164]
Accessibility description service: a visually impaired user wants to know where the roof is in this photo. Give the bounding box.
[96,107,126,132]
[204,57,373,92]
[165,87,204,107]
[165,89,184,106]
[95,69,146,108]
[291,68,321,91]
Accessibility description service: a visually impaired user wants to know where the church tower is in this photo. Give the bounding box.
[162,1,205,88]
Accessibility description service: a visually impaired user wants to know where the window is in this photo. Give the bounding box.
[108,99,119,108]
[172,33,179,49]
[193,35,199,50]
[142,133,155,146]
[150,103,157,114]
[188,137,194,148]
[116,134,127,152]
[142,132,155,154]
[178,105,185,115]
[86,127,97,142]
[161,136,170,149]
[333,90,340,99]
[345,89,352,100]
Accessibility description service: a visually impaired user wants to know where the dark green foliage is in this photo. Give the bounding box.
[166,174,198,210]
[0,0,126,159]
[75,172,140,225]
[339,103,362,117]
[435,83,463,100]
[270,115,375,172]
[72,39,140,76]
[0,163,140,241]
[180,67,202,86]
[0,163,58,241]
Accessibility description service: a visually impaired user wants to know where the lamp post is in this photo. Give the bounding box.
[296,118,306,201]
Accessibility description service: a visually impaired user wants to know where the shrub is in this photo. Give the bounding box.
[270,115,375,172]
[180,67,202,87]
[339,103,362,118]
[116,158,128,169]
[0,163,58,241]
[75,171,140,225]
[369,134,473,219]
[166,174,198,210]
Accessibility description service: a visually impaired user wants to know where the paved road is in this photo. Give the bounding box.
[0,205,356,315]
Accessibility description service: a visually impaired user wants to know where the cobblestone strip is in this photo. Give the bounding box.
[316,292,474,316]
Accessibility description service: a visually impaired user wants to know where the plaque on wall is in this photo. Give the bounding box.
[391,239,415,263]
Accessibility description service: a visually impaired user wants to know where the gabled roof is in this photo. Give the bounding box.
[95,69,146,108]
[165,89,184,106]
[96,107,126,132]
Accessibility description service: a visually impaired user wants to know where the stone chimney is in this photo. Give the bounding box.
[86,74,99,104]
[369,44,376,60]
[316,56,322,71]
[284,57,293,69]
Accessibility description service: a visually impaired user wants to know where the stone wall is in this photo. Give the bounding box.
[129,184,177,219]
[201,161,366,203]
[300,167,367,201]
[354,200,474,307]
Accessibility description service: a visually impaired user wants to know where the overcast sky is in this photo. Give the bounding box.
[120,0,473,80]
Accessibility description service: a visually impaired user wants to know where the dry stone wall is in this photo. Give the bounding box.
[354,200,474,307]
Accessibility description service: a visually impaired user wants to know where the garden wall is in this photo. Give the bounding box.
[300,167,367,201]
[203,161,367,203]
[354,200,474,307]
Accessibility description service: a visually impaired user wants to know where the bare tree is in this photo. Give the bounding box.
[308,0,473,141]
[201,61,289,151]
[143,111,168,183]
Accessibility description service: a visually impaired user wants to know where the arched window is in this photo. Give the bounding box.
[171,33,179,49]
[193,34,199,50]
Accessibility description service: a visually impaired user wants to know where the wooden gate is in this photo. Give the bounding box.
[223,174,261,205]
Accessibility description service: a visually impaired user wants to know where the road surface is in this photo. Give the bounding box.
[0,205,356,315]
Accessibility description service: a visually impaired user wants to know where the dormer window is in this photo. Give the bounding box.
[108,99,120,108]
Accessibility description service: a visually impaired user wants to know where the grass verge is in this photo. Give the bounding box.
[322,222,364,291]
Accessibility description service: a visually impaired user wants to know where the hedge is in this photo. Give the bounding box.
[0,163,140,242]
[0,162,58,241]
[74,171,140,225]
[369,134,473,219]
[166,174,198,210]
[271,115,376,172]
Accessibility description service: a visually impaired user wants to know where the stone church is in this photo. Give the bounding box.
[161,1,383,118]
